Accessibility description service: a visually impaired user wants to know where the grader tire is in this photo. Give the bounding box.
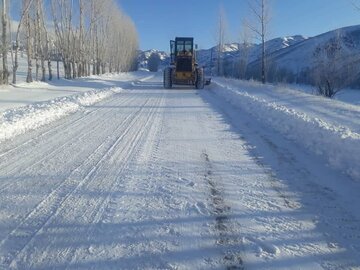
[163,67,172,89]
[195,68,204,89]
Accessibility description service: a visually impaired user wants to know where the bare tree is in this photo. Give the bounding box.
[38,0,47,81]
[215,5,227,76]
[10,0,34,84]
[77,0,85,77]
[1,0,8,84]
[238,19,252,79]
[45,30,52,81]
[246,0,271,84]
[24,0,33,83]
[34,0,43,81]
[51,0,74,79]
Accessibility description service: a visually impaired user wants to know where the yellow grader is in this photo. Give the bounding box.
[163,37,210,89]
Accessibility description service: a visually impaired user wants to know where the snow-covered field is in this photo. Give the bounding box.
[0,71,359,269]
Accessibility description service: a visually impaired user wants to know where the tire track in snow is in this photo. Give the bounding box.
[201,86,360,268]
[60,95,163,269]
[0,105,101,160]
[8,92,165,270]
[202,150,244,270]
[0,94,138,193]
[99,94,165,224]
[0,95,153,269]
[60,92,165,270]
[0,90,136,162]
[0,86,123,161]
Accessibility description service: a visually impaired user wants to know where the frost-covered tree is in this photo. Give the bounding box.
[312,31,357,98]
[51,0,138,79]
[51,0,75,79]
[10,0,34,84]
[33,0,47,81]
[6,0,138,84]
[24,0,33,83]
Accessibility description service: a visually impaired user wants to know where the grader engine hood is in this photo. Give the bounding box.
[176,56,193,72]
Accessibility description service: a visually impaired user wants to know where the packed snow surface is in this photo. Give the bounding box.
[0,72,359,269]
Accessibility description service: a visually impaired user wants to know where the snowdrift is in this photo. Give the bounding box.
[213,78,360,180]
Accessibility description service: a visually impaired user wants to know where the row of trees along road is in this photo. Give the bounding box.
[0,0,138,85]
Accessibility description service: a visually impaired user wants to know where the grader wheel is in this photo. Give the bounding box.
[163,67,172,89]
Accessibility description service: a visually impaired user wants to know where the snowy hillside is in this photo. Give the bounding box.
[138,49,168,69]
[265,25,360,71]
[192,35,307,70]
[227,25,360,86]
[244,25,360,84]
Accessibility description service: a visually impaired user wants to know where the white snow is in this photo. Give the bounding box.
[214,77,360,181]
[0,71,359,269]
[0,87,121,143]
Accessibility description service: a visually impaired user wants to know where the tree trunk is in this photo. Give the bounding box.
[57,60,60,79]
[96,59,100,75]
[41,58,46,81]
[72,61,76,78]
[101,63,105,74]
[77,62,82,77]
[48,59,52,81]
[261,36,265,84]
[261,0,266,84]
[35,58,40,81]
[2,0,8,84]
[26,14,33,83]
[12,42,19,84]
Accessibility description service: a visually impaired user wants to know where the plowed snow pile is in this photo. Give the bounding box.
[0,87,122,143]
[213,78,360,180]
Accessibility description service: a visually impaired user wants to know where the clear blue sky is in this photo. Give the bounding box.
[117,0,360,52]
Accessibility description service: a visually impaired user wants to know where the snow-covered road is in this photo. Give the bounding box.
[0,74,359,269]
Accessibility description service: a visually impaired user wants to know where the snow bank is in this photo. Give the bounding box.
[0,87,121,143]
[89,70,154,81]
[212,79,360,180]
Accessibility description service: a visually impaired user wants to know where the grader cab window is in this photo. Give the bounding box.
[176,39,193,55]
[184,41,193,53]
[176,42,185,54]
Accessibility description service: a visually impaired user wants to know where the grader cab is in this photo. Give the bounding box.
[163,37,210,89]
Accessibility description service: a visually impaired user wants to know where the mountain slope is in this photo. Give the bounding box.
[231,25,360,85]
[140,25,360,88]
